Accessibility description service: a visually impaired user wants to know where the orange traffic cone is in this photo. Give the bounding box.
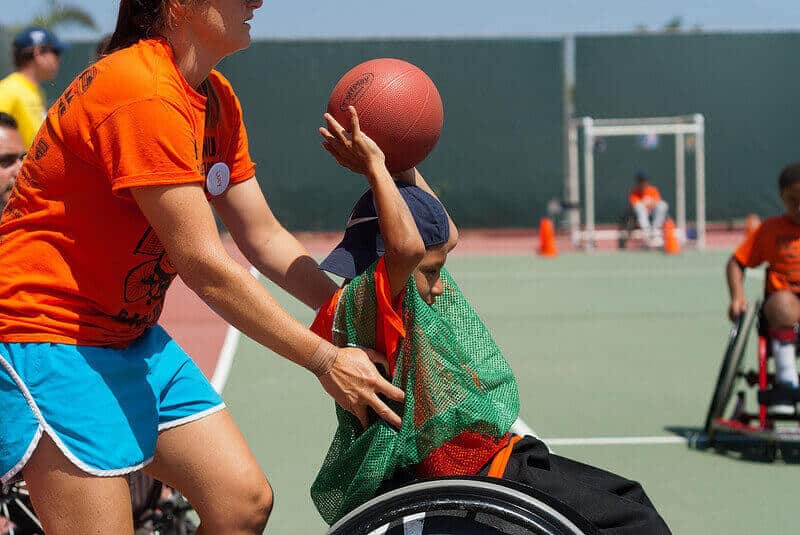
[663,218,681,255]
[744,213,761,239]
[538,217,558,257]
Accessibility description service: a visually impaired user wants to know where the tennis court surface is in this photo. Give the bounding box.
[161,234,794,534]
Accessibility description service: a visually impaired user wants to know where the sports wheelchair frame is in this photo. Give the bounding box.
[326,477,597,535]
[0,472,196,535]
[704,299,800,460]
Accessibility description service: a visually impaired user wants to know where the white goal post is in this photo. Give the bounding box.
[566,114,706,250]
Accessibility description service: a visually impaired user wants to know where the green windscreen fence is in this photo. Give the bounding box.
[20,32,800,229]
[218,39,564,230]
[575,32,798,223]
[43,38,564,231]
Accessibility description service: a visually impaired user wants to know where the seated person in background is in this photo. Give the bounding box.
[629,171,669,247]
[727,162,800,415]
[0,112,25,210]
[310,107,670,533]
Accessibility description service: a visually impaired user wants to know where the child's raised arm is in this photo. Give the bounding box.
[320,107,425,297]
[393,167,459,245]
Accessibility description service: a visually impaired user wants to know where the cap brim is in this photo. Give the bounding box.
[319,245,380,280]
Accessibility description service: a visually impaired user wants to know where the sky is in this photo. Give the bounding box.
[2,1,800,41]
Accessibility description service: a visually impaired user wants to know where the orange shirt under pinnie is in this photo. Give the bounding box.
[0,38,255,347]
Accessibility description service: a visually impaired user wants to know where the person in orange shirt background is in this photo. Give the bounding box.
[629,171,669,247]
[727,163,800,415]
[0,1,404,533]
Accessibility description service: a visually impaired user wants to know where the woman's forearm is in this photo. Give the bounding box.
[240,224,338,310]
[182,252,328,368]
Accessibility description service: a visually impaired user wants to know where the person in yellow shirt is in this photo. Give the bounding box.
[0,27,66,149]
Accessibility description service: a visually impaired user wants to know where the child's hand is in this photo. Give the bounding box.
[320,107,386,176]
[728,297,748,322]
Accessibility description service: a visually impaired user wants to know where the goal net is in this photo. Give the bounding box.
[566,114,706,250]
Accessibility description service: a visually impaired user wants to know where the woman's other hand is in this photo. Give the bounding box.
[317,346,405,429]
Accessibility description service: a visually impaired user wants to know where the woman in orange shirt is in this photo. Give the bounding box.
[0,1,403,533]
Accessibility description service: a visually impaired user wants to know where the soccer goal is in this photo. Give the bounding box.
[566,114,706,250]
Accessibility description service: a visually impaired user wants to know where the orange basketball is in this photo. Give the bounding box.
[327,58,444,173]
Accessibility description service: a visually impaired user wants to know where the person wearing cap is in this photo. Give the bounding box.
[311,108,672,533]
[629,171,669,247]
[0,113,24,210]
[0,26,66,149]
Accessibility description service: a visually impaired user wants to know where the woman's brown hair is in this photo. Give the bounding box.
[103,0,219,129]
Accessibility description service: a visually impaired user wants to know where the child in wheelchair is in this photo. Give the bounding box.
[311,108,670,533]
[726,163,800,415]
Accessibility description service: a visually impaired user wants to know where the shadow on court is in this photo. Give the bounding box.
[664,425,800,464]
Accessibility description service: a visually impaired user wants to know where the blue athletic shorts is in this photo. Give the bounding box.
[0,325,225,483]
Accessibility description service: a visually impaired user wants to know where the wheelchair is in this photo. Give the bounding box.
[325,477,598,535]
[704,299,800,460]
[617,208,639,249]
[1,472,196,535]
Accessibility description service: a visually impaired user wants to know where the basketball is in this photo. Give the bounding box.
[327,58,444,173]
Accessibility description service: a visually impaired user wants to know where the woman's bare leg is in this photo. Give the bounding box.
[144,409,272,534]
[23,433,134,535]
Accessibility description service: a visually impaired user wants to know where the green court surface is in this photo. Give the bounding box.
[222,251,797,534]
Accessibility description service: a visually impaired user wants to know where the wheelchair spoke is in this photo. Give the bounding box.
[2,502,14,535]
[14,498,42,529]
[402,512,425,535]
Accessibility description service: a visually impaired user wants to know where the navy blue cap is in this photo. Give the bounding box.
[13,27,68,53]
[320,183,450,279]
[635,170,649,181]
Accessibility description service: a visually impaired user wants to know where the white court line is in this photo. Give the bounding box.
[514,417,687,447]
[210,265,260,393]
[458,267,767,282]
[459,268,719,281]
[545,436,687,446]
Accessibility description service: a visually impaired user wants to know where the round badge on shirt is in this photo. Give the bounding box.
[206,162,231,196]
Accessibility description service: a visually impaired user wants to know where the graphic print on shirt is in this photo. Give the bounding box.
[114,227,177,332]
[56,66,97,118]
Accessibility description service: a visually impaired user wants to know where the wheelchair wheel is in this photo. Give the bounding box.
[704,300,760,437]
[326,477,596,535]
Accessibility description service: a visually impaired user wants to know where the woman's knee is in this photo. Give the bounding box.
[199,472,273,533]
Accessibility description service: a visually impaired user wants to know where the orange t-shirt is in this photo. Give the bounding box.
[310,258,509,479]
[629,185,661,210]
[734,214,800,295]
[0,38,255,347]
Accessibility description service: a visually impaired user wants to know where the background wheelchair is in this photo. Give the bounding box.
[1,472,196,535]
[704,299,800,460]
[325,476,598,535]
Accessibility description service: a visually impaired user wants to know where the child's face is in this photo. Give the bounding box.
[413,233,458,305]
[781,182,800,224]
